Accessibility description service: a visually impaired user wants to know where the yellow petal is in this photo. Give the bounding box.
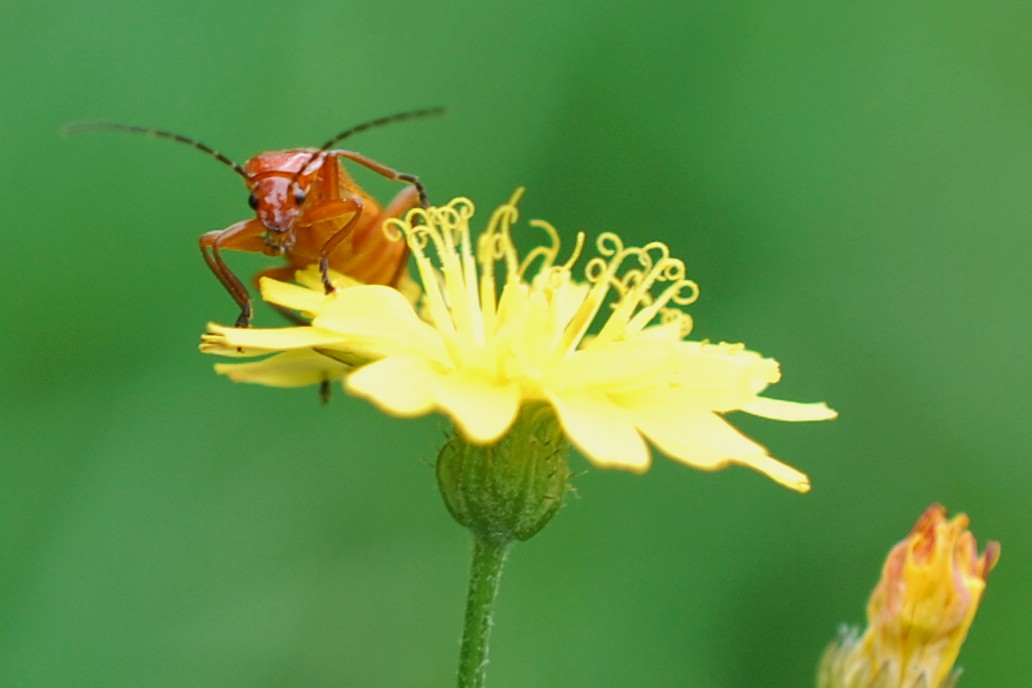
[732,454,811,493]
[624,402,751,469]
[312,346,376,368]
[494,281,530,337]
[624,398,810,492]
[314,286,449,363]
[199,333,265,357]
[345,354,441,416]
[742,397,838,422]
[547,339,675,394]
[205,323,348,351]
[259,277,332,314]
[435,369,521,444]
[667,411,767,460]
[505,288,552,369]
[290,265,362,293]
[635,321,684,341]
[675,341,780,379]
[214,349,349,387]
[546,389,650,471]
[666,343,781,410]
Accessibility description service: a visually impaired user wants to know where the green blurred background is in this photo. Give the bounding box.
[1,1,1028,686]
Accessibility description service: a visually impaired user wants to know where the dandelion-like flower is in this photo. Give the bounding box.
[202,190,836,492]
[818,504,1000,688]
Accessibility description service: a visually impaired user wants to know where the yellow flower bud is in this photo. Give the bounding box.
[819,504,999,688]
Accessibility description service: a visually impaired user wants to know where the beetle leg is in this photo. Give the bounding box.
[330,150,430,208]
[309,198,364,294]
[199,219,266,327]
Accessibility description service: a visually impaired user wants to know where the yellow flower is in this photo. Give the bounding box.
[819,504,1000,688]
[202,191,836,492]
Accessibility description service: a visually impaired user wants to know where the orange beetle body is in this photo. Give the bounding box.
[202,146,423,326]
[68,109,440,328]
[243,150,413,284]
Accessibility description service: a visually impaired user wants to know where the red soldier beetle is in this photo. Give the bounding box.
[66,108,443,328]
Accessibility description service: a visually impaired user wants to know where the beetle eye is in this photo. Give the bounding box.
[294,188,307,205]
[247,192,259,210]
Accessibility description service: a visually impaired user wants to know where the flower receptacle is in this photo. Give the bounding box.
[437,404,570,543]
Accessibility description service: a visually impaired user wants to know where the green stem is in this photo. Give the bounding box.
[457,535,513,688]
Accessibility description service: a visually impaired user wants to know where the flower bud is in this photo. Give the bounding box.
[436,405,569,543]
[818,504,1000,688]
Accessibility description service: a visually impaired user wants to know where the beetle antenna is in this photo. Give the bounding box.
[316,107,446,152]
[63,122,249,179]
[292,106,446,185]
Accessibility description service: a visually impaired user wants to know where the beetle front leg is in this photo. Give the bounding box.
[309,198,364,294]
[199,219,267,327]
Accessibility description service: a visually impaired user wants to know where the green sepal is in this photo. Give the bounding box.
[437,404,569,543]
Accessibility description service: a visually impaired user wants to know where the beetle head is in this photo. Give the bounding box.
[243,151,321,252]
[247,176,307,252]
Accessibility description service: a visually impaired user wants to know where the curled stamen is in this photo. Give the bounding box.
[517,219,562,277]
[561,232,586,271]
[626,242,662,277]
[584,232,636,288]
[404,206,433,229]
[476,227,506,261]
[596,232,624,258]
[387,194,703,354]
[620,243,676,305]
[639,241,670,265]
[452,198,476,222]
[405,222,436,253]
[483,192,522,240]
[434,207,464,257]
[658,256,686,283]
[483,199,521,277]
[670,278,700,306]
[434,203,473,246]
[543,266,571,290]
[396,200,478,263]
[612,269,646,303]
[583,256,609,285]
[623,278,699,337]
[660,309,694,337]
